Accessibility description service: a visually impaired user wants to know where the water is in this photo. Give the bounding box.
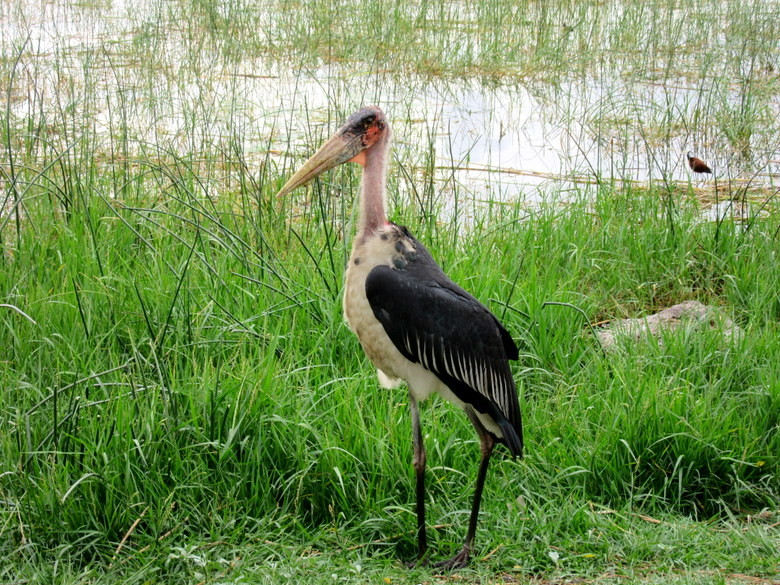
[2,0,778,211]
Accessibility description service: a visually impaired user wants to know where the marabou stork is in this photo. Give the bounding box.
[277,106,522,569]
[687,151,712,175]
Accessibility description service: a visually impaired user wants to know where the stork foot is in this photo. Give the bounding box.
[432,545,470,570]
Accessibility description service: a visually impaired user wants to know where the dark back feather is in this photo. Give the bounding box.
[365,229,523,456]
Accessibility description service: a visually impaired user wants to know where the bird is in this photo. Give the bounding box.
[687,151,712,175]
[277,106,522,569]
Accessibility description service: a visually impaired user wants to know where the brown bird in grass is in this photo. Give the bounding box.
[687,152,712,174]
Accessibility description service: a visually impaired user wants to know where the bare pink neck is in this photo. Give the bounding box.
[358,133,390,238]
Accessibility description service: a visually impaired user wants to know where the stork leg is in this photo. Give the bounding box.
[409,393,428,563]
[434,407,496,570]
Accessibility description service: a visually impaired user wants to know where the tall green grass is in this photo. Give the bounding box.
[1,144,778,581]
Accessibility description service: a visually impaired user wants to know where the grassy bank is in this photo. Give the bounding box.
[1,153,778,582]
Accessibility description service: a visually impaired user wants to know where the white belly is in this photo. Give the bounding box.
[343,226,442,401]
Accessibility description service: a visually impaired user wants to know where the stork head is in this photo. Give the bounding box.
[686,151,694,161]
[276,106,388,198]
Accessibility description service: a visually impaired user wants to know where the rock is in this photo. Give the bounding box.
[595,300,742,351]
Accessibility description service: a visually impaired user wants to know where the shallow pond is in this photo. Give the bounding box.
[2,0,779,211]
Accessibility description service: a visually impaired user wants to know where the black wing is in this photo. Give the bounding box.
[365,238,522,457]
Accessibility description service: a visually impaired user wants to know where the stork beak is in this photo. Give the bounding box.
[276,130,365,198]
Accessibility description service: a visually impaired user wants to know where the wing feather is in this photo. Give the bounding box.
[364,243,522,456]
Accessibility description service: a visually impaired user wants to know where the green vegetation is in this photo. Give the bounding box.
[1,0,778,583]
